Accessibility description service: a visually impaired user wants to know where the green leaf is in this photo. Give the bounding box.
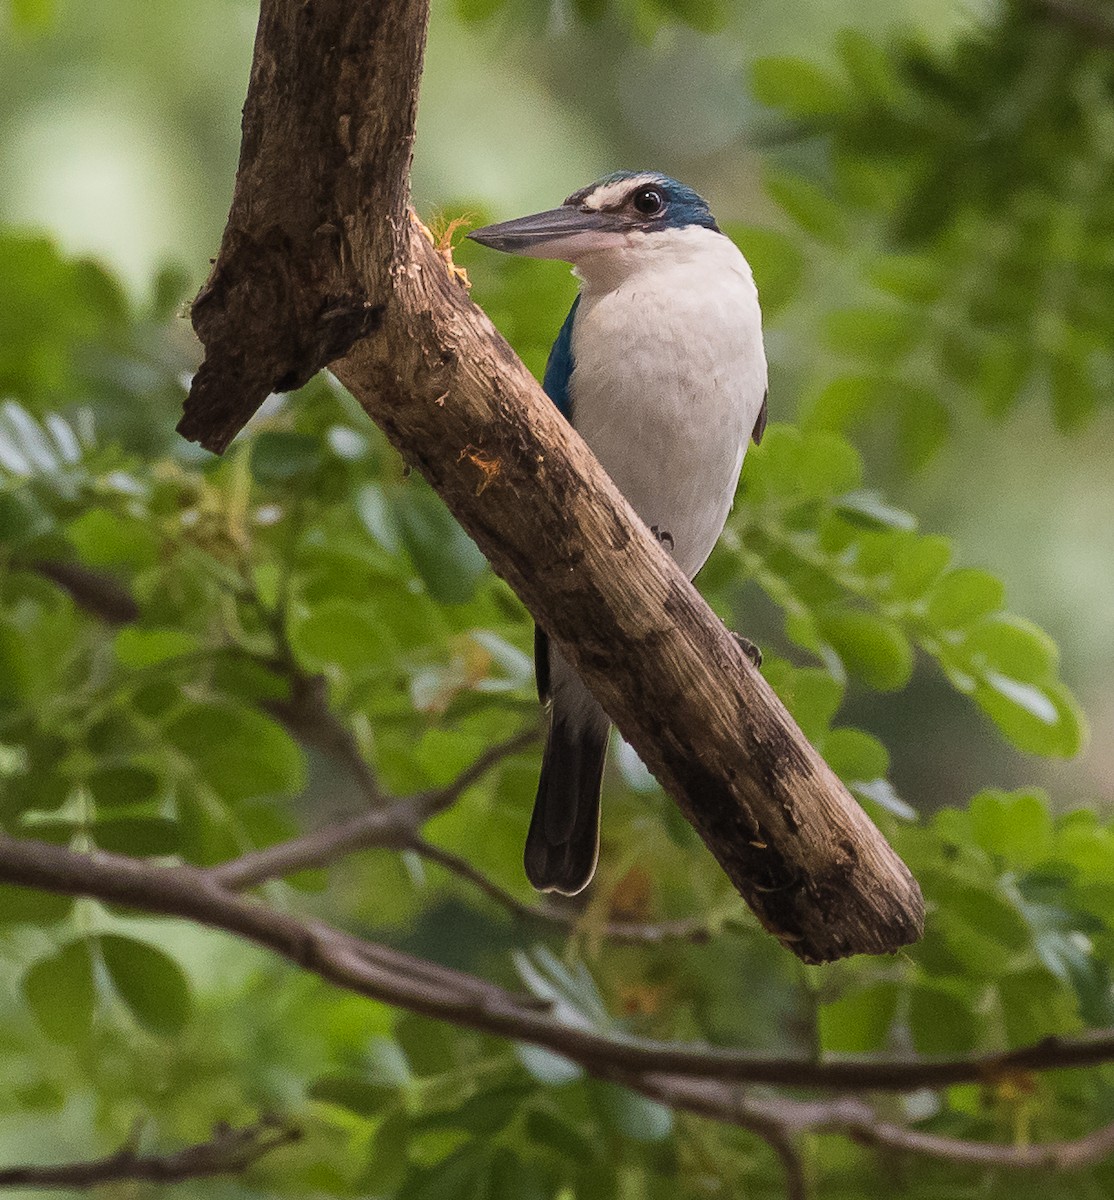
[292,598,391,673]
[67,510,159,571]
[149,263,192,321]
[309,1073,397,1118]
[726,226,806,319]
[823,307,917,361]
[868,255,945,304]
[0,490,54,546]
[23,939,96,1044]
[818,608,914,691]
[489,1148,548,1200]
[833,490,916,531]
[454,0,504,19]
[357,482,403,553]
[114,628,196,669]
[891,535,951,600]
[803,375,886,433]
[997,969,1076,1047]
[0,883,73,926]
[526,1109,597,1164]
[823,727,890,782]
[751,56,846,117]
[969,789,1053,868]
[909,983,980,1055]
[92,816,179,856]
[974,676,1085,758]
[99,934,190,1037]
[515,1043,583,1086]
[763,662,843,743]
[657,0,727,32]
[835,29,901,106]
[165,701,305,802]
[9,0,57,30]
[392,485,488,604]
[763,172,847,244]
[250,432,322,484]
[961,615,1057,683]
[795,430,863,498]
[820,982,898,1052]
[926,568,1004,630]
[397,1144,492,1200]
[355,1110,410,1194]
[590,1081,673,1143]
[1050,350,1097,432]
[897,392,950,470]
[87,764,161,809]
[422,1083,534,1136]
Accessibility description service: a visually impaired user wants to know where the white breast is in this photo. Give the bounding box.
[569,225,767,579]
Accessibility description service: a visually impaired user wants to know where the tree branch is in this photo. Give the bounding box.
[632,1075,1114,1173]
[209,722,711,944]
[262,669,386,805]
[0,1118,299,1188]
[208,726,538,890]
[176,0,924,965]
[409,835,713,945]
[3,832,1114,1096]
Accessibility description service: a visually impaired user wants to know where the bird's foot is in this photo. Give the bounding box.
[650,525,674,552]
[732,633,763,669]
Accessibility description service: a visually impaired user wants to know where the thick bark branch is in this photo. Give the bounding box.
[0,1119,298,1188]
[2,833,1114,1097]
[177,0,924,961]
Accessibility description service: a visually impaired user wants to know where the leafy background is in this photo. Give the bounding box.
[1,0,1113,1195]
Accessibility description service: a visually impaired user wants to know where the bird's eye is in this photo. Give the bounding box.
[632,187,665,216]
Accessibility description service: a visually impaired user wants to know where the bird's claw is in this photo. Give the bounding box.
[732,633,763,669]
[651,525,674,552]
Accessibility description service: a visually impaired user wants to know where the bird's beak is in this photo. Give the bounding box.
[467,206,626,261]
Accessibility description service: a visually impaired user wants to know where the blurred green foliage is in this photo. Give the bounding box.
[751,4,1114,445]
[1,0,1113,1196]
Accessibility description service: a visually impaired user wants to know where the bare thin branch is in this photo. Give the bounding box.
[209,725,538,891]
[633,1075,1114,1173]
[210,801,413,891]
[3,833,1114,1096]
[411,726,543,821]
[263,669,385,804]
[0,1118,299,1189]
[411,836,711,945]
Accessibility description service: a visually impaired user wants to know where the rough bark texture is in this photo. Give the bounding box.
[178,0,924,963]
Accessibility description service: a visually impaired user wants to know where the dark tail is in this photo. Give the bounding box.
[524,713,609,896]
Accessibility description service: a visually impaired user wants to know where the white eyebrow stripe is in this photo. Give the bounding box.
[581,176,661,210]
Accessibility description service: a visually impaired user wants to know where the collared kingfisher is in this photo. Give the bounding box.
[468,171,768,896]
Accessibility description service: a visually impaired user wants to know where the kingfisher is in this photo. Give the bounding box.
[468,171,768,896]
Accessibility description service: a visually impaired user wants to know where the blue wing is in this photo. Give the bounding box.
[535,296,580,704]
[542,296,579,422]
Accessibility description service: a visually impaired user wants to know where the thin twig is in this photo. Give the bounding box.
[0,1118,299,1188]
[209,726,538,891]
[210,801,413,890]
[629,1075,1114,1173]
[410,836,711,945]
[410,726,542,821]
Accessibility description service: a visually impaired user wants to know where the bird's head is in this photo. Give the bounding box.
[467,171,720,268]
